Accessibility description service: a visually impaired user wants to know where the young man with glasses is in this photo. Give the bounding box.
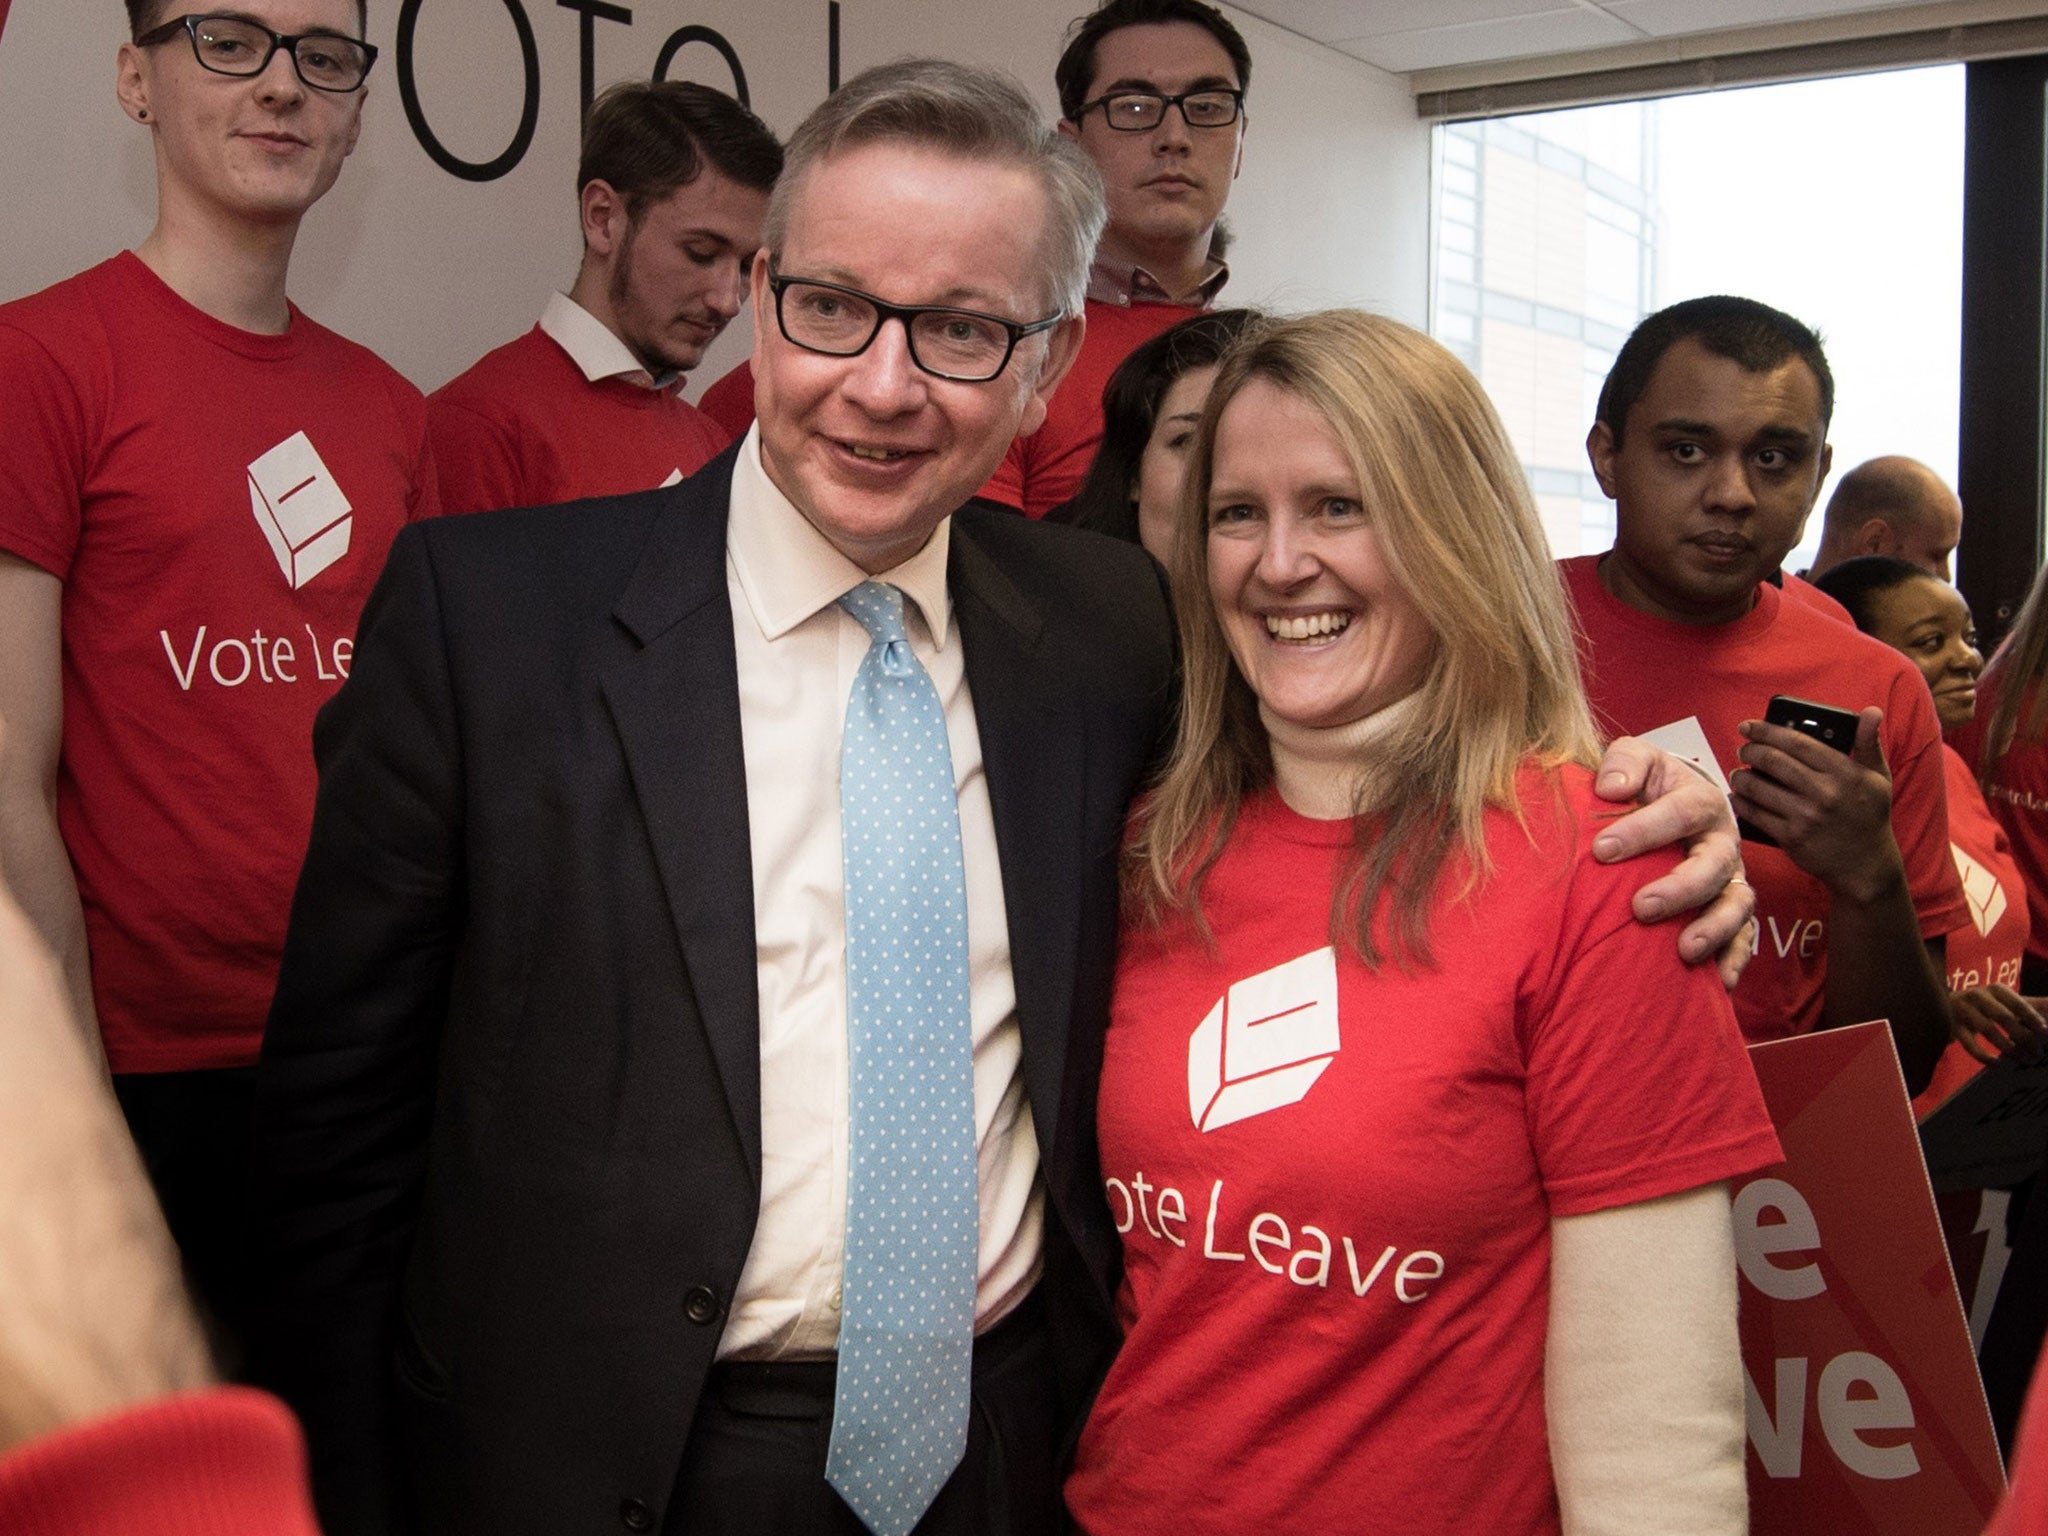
[695,0,1252,523]
[427,81,782,516]
[983,0,1250,519]
[0,0,435,1360]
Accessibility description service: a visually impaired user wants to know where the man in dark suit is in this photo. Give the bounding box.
[252,57,1754,1536]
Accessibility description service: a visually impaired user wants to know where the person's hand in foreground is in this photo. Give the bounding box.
[0,838,214,1453]
[1950,986,2048,1069]
[1592,736,1755,989]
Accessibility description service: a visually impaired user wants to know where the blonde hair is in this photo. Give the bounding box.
[1128,309,1601,965]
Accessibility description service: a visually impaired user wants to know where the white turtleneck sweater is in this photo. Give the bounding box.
[1261,694,1750,1536]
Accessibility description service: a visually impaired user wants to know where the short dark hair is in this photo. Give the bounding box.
[1054,0,1252,121]
[1049,308,1264,541]
[1595,295,1834,450]
[126,2,370,38]
[579,80,782,224]
[1809,554,1938,634]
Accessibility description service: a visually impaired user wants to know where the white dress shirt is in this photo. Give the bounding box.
[715,425,1044,1360]
[538,291,680,392]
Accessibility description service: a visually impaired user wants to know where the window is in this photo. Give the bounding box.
[1432,67,1965,572]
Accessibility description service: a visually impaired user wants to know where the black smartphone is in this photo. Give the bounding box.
[1736,694,1862,846]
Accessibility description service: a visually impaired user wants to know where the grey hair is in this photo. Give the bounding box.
[764,59,1106,318]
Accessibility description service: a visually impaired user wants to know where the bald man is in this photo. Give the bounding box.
[1809,455,1964,579]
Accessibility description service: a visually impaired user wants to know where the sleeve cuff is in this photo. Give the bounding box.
[0,1387,320,1536]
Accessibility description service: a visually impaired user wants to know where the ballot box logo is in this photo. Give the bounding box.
[1188,946,1340,1132]
[248,431,353,590]
[1950,843,2009,938]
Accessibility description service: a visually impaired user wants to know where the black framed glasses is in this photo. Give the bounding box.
[137,13,378,93]
[768,272,1062,384]
[1075,88,1244,132]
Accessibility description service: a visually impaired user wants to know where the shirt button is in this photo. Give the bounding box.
[830,1287,842,1311]
[683,1286,721,1325]
[620,1498,655,1531]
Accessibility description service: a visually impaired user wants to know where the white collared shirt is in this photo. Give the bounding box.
[538,291,681,392]
[715,425,1043,1360]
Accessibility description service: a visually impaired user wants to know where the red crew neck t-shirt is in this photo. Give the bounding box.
[427,325,729,515]
[0,253,437,1072]
[1067,770,1780,1535]
[1561,554,1968,1043]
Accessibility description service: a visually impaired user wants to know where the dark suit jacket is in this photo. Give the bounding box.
[250,446,1177,1535]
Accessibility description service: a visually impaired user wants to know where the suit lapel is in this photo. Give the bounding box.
[601,454,763,1184]
[951,518,1086,1160]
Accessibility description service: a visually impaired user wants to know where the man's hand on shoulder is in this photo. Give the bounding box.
[1592,735,1755,988]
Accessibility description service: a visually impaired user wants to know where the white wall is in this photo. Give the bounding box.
[0,1,1429,394]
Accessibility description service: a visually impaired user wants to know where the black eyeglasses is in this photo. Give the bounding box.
[1075,88,1244,132]
[768,273,1061,384]
[137,13,378,93]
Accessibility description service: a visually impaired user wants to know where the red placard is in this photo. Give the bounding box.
[1740,1023,2006,1532]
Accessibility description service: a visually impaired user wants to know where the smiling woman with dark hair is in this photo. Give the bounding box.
[1064,310,1780,1536]
[1812,555,2043,1093]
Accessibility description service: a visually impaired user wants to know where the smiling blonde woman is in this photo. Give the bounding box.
[1064,310,1783,1536]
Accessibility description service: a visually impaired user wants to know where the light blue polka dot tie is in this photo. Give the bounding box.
[825,581,977,1536]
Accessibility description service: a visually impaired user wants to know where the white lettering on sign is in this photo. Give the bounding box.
[1735,1175,1922,1481]
[1733,1177,1825,1300]
[1818,1353,1920,1480]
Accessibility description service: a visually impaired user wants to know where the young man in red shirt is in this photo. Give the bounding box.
[0,0,436,1344]
[697,0,1249,520]
[1562,296,1968,1093]
[428,81,781,515]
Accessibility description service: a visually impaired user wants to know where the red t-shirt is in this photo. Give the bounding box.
[982,299,1202,519]
[1561,555,1968,1043]
[1951,667,2048,969]
[1915,745,2032,1110]
[1990,1352,2048,1536]
[426,325,729,515]
[0,253,436,1073]
[696,356,758,443]
[1066,771,1780,1536]
[695,296,1202,519]
[1784,570,1853,624]
[0,1388,319,1536]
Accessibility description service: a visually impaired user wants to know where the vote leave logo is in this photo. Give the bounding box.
[1187,947,1341,1132]
[1950,843,2009,939]
[248,431,353,590]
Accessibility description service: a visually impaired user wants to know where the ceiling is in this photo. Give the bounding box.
[1232,0,1992,75]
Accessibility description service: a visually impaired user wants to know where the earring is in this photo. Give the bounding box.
[138,108,149,119]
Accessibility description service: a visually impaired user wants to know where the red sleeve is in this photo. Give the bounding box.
[1884,662,1972,940]
[979,433,1027,511]
[1991,1354,2048,1536]
[1521,815,1783,1215]
[0,1388,320,1536]
[697,360,757,440]
[424,395,524,518]
[0,317,95,579]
